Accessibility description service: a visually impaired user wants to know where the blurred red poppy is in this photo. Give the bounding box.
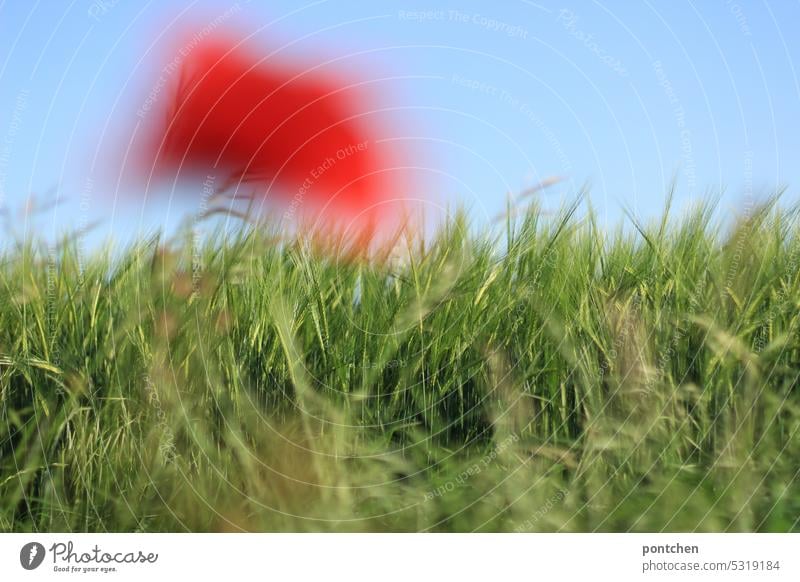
[134,30,415,253]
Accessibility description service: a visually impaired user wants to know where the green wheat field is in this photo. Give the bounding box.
[2,192,799,532]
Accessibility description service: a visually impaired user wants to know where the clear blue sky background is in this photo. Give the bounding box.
[1,0,798,248]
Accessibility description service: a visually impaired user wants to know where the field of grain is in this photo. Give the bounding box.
[2,193,799,532]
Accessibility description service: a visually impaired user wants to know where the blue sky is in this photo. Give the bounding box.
[1,0,798,248]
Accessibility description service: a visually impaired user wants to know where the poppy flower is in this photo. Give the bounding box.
[133,30,416,253]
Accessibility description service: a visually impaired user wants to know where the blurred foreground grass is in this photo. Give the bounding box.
[1,193,799,531]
